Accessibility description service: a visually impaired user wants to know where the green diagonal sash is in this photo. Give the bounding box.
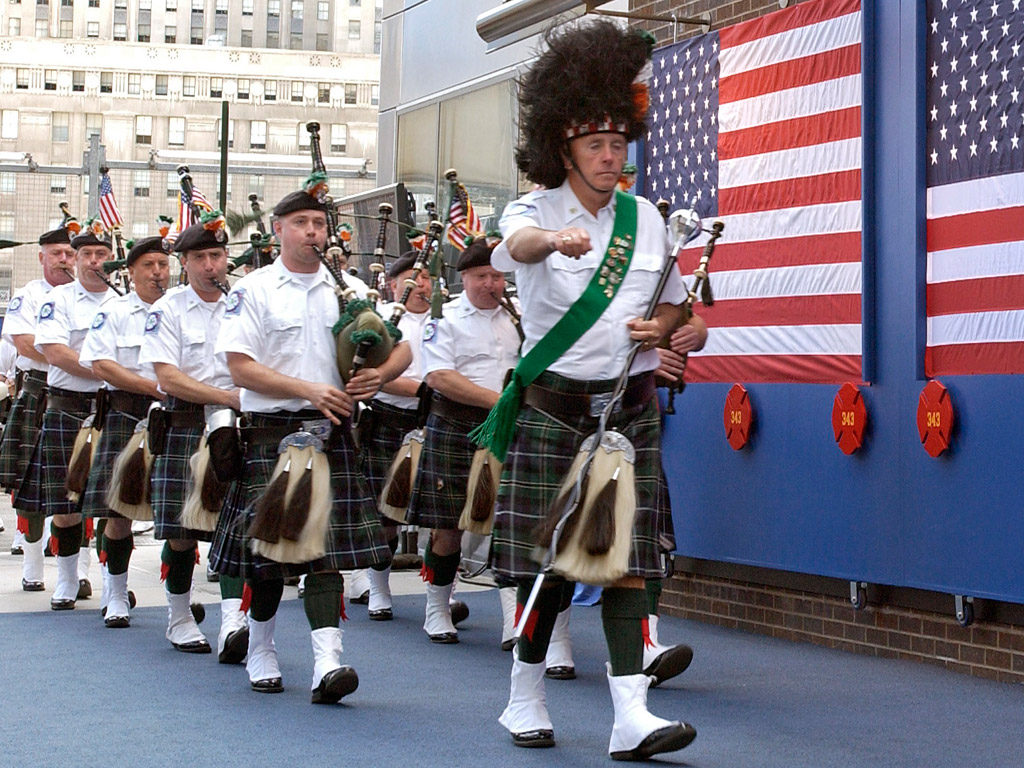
[469,190,638,461]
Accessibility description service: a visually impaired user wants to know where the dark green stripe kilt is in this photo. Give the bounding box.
[406,410,484,530]
[80,410,143,519]
[0,386,42,492]
[656,465,676,553]
[491,371,664,581]
[357,400,418,509]
[211,412,390,581]
[151,425,211,541]
[13,405,89,519]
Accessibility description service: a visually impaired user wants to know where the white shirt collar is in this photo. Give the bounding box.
[560,180,617,226]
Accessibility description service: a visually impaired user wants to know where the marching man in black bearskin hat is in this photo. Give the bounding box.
[475,18,699,760]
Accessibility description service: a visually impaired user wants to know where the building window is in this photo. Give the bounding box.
[166,172,179,198]
[59,20,72,37]
[289,32,302,49]
[191,0,201,8]
[315,33,328,50]
[374,19,381,54]
[115,0,127,7]
[61,0,73,5]
[85,113,102,139]
[52,112,70,142]
[210,77,223,98]
[290,0,300,18]
[8,18,20,35]
[133,170,150,198]
[87,21,99,36]
[241,0,252,14]
[350,0,359,5]
[215,0,226,12]
[16,70,29,90]
[165,25,176,43]
[248,173,264,199]
[191,24,202,44]
[128,73,141,94]
[240,29,252,46]
[316,0,327,19]
[0,174,15,194]
[0,214,15,239]
[135,115,152,144]
[237,78,249,99]
[330,124,346,153]
[166,0,175,8]
[298,123,310,148]
[50,175,67,195]
[183,76,196,97]
[73,71,85,92]
[371,84,379,106]
[217,118,233,148]
[44,70,57,91]
[100,72,113,92]
[250,120,266,150]
[139,0,152,8]
[348,19,359,39]
[263,80,276,101]
[89,0,99,5]
[266,30,278,47]
[168,116,185,146]
[291,81,303,102]
[132,222,149,238]
[155,75,168,95]
[317,82,329,104]
[138,23,150,41]
[1,110,18,140]
[267,0,278,15]
[36,19,49,37]
[114,22,127,40]
[344,83,357,105]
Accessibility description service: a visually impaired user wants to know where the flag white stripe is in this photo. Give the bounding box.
[926,170,1024,218]
[719,11,862,77]
[684,200,861,245]
[927,242,1024,283]
[695,323,862,356]
[710,262,862,301]
[719,74,860,133]
[719,137,861,188]
[928,310,1024,345]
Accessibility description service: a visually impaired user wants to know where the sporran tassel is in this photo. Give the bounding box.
[248,457,291,543]
[582,466,618,556]
[280,454,314,541]
[66,428,94,497]
[384,448,413,509]
[118,438,149,506]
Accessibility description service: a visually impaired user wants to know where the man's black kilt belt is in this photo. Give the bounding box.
[523,372,656,419]
[430,393,490,424]
[45,387,96,413]
[106,389,153,420]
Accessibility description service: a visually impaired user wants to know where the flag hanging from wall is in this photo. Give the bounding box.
[644,0,863,383]
[925,0,1024,376]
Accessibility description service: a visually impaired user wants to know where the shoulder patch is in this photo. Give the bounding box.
[422,318,438,344]
[224,288,244,316]
[7,296,21,314]
[91,312,107,330]
[144,311,162,334]
[38,301,55,321]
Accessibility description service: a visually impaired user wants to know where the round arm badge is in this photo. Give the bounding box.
[422,318,438,344]
[144,311,162,334]
[8,296,22,315]
[225,288,244,316]
[91,312,107,331]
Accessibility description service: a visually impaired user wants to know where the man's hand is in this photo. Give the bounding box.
[346,367,382,401]
[227,388,242,411]
[305,382,354,424]
[627,317,669,351]
[669,323,703,355]
[549,227,592,259]
[655,348,687,385]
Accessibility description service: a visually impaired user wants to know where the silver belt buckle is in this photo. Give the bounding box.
[300,418,332,441]
[588,392,620,418]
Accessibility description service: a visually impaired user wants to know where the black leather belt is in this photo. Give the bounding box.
[164,409,205,430]
[106,390,154,419]
[21,370,46,396]
[430,393,490,424]
[46,387,96,414]
[524,373,656,419]
[241,417,347,448]
[367,401,419,433]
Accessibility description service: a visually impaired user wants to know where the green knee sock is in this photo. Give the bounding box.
[219,574,245,600]
[371,536,398,572]
[423,545,460,587]
[602,587,647,676]
[103,534,133,576]
[94,519,107,558]
[160,542,196,595]
[23,515,44,543]
[558,580,575,612]
[247,578,284,622]
[514,582,563,664]
[52,521,83,558]
[302,572,344,630]
[645,578,662,617]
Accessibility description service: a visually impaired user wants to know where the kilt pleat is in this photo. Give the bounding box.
[13,405,90,518]
[406,411,483,530]
[491,372,664,580]
[358,401,418,504]
[80,410,143,519]
[0,388,42,492]
[151,426,212,541]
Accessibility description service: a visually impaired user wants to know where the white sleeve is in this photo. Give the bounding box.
[33,293,70,350]
[138,298,181,367]
[420,315,457,376]
[79,307,119,366]
[215,282,264,360]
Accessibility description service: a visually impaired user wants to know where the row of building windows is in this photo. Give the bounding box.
[17,0,361,8]
[8,19,363,45]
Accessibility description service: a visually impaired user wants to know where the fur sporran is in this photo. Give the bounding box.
[458,448,503,536]
[66,414,101,502]
[179,436,229,532]
[106,419,155,521]
[379,428,424,524]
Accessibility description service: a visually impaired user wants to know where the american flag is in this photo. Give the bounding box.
[645,0,863,383]
[926,0,1024,375]
[171,179,213,242]
[98,173,123,230]
[447,182,483,252]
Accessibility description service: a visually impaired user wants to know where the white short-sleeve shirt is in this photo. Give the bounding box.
[80,291,156,386]
[491,181,685,380]
[3,278,56,373]
[34,281,117,392]
[421,293,521,394]
[374,304,429,410]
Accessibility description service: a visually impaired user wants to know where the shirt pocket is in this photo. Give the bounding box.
[610,249,666,317]
[453,334,493,371]
[181,327,207,356]
[115,334,143,371]
[266,313,304,356]
[548,253,600,310]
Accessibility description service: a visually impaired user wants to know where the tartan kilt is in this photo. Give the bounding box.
[80,410,143,519]
[656,465,676,553]
[213,411,390,581]
[491,371,664,580]
[406,410,484,530]
[151,426,212,542]
[358,401,419,511]
[13,404,90,519]
[0,386,42,492]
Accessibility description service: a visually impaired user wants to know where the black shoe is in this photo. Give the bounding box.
[50,598,75,611]
[429,632,459,644]
[545,665,576,680]
[644,644,694,687]
[172,639,212,654]
[44,545,53,557]
[191,602,206,624]
[283,575,300,587]
[501,638,516,652]
[103,590,139,618]
[350,589,369,605]
[511,729,555,748]
[21,578,44,592]
[104,614,130,629]
[10,544,22,555]
[206,565,220,583]
[610,722,696,761]
[219,627,249,665]
[77,579,92,600]
[450,600,469,626]
[368,608,393,621]
[251,677,283,693]
[311,666,359,704]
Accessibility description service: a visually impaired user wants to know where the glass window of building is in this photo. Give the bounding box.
[128,73,141,94]
[371,84,379,106]
[101,72,113,92]
[216,0,226,12]
[0,214,15,239]
[168,116,185,146]
[166,172,178,198]
[330,124,346,153]
[89,0,99,6]
[166,0,176,9]
[191,24,202,44]
[289,32,302,49]
[155,75,168,95]
[114,23,127,40]
[165,25,176,43]
[15,70,28,90]
[264,80,277,101]
[1,111,18,140]
[290,0,301,18]
[237,78,250,99]
[298,123,310,148]
[132,222,149,238]
[8,18,20,35]
[317,82,329,103]
[36,19,49,37]
[344,83,357,104]
[316,0,327,20]
[115,0,127,7]
[59,20,72,37]
[191,0,202,9]
[250,120,266,150]
[240,29,252,46]
[267,0,278,15]
[133,170,150,197]
[374,18,381,54]
[350,0,359,5]
[348,19,359,39]
[248,174,264,199]
[51,112,70,142]
[85,113,102,139]
[316,33,328,50]
[135,115,152,144]
[183,76,196,96]
[61,0,72,6]
[266,30,278,47]
[138,23,151,42]
[0,174,15,194]
[139,0,152,8]
[291,81,303,102]
[73,71,85,92]
[44,70,57,91]
[87,21,99,36]
[210,77,223,98]
[217,118,234,148]
[242,0,252,14]
[50,175,67,195]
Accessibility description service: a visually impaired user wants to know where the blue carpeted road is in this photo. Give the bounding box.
[1,591,1022,767]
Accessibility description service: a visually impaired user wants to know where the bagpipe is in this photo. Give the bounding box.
[227,193,279,274]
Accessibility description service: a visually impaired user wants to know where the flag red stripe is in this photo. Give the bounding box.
[718,169,861,216]
[926,275,1024,317]
[926,205,1024,252]
[686,353,862,384]
[696,293,862,327]
[719,107,861,160]
[925,341,1024,377]
[719,0,860,50]
[720,43,861,103]
[678,231,861,272]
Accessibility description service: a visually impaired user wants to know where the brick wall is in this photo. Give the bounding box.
[662,572,1024,685]
[629,0,815,44]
